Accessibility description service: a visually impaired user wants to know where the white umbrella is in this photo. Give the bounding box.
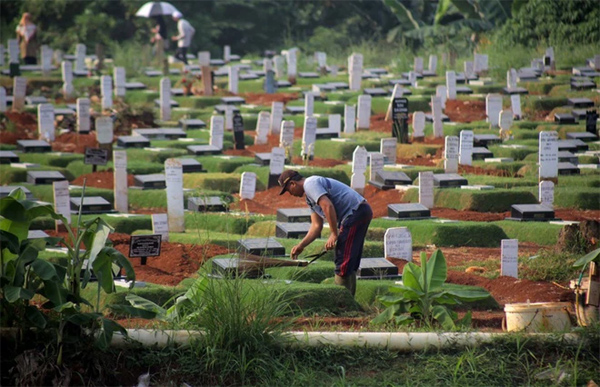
[135,2,180,17]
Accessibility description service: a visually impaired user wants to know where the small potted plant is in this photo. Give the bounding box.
[179,69,200,96]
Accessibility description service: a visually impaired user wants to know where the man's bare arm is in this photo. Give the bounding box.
[291,212,323,259]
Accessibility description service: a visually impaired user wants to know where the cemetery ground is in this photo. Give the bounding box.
[1,47,600,385]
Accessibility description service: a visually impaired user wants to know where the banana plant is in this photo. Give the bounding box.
[372,249,491,329]
[0,188,137,364]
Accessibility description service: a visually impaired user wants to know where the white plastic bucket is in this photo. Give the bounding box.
[504,302,573,332]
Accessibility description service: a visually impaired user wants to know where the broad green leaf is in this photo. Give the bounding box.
[432,305,456,330]
[53,301,78,313]
[106,247,135,283]
[449,0,479,20]
[96,318,127,350]
[109,304,158,320]
[8,188,27,201]
[402,262,423,293]
[4,285,35,302]
[125,294,166,319]
[0,196,27,223]
[431,291,460,305]
[67,312,100,325]
[86,218,113,266]
[456,310,472,327]
[91,252,116,294]
[434,0,453,24]
[425,250,447,291]
[25,305,47,328]
[371,304,402,324]
[31,259,59,281]
[0,230,20,254]
[443,288,491,301]
[384,0,421,30]
[378,294,405,306]
[41,280,69,307]
[573,248,600,269]
[394,314,414,325]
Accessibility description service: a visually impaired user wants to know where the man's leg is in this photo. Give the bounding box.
[181,47,188,65]
[334,203,373,296]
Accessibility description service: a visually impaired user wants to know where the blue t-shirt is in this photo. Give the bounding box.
[303,176,365,227]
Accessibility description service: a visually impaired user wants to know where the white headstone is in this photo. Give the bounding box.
[286,49,297,80]
[75,43,86,73]
[444,135,459,173]
[198,51,210,67]
[270,102,283,135]
[209,115,225,150]
[380,138,397,165]
[446,71,457,100]
[436,85,447,110]
[459,130,474,166]
[414,57,424,75]
[384,227,412,261]
[279,120,295,148]
[385,84,404,121]
[0,44,4,67]
[357,95,371,130]
[419,171,434,209]
[593,54,600,71]
[344,104,356,134]
[160,77,171,121]
[473,53,488,74]
[0,87,5,113]
[239,172,257,200]
[152,214,169,242]
[53,180,71,226]
[499,109,514,140]
[350,147,367,195]
[369,152,384,181]
[330,65,338,77]
[428,55,437,73]
[269,147,286,175]
[412,111,425,138]
[255,111,271,145]
[348,53,363,91]
[165,159,184,233]
[329,114,341,136]
[38,104,55,142]
[76,98,90,133]
[100,75,113,110]
[507,68,518,89]
[510,94,522,119]
[501,239,518,278]
[61,61,74,97]
[228,66,239,94]
[95,117,113,144]
[225,105,234,131]
[273,55,285,78]
[464,61,474,79]
[41,45,53,75]
[263,58,273,73]
[486,94,503,128]
[8,39,19,64]
[408,71,417,87]
[431,96,444,138]
[301,116,317,158]
[304,92,314,117]
[539,131,558,179]
[113,150,128,213]
[224,45,231,62]
[316,51,327,70]
[12,77,26,111]
[545,47,555,64]
[539,180,554,208]
[114,67,126,97]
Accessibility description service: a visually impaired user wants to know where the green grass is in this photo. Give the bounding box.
[495,221,563,246]
[370,219,508,248]
[403,188,538,212]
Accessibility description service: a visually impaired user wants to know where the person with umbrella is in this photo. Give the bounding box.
[171,11,195,65]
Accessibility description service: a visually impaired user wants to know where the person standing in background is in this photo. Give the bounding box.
[171,11,195,65]
[15,13,38,65]
[150,15,168,65]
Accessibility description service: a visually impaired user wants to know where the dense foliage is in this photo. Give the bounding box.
[498,0,600,47]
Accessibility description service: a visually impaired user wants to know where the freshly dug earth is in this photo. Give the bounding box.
[241,92,299,106]
[71,171,135,189]
[444,99,486,123]
[52,131,97,153]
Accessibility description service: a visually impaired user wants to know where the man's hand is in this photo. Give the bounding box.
[290,244,304,260]
[325,233,337,250]
[171,36,178,41]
